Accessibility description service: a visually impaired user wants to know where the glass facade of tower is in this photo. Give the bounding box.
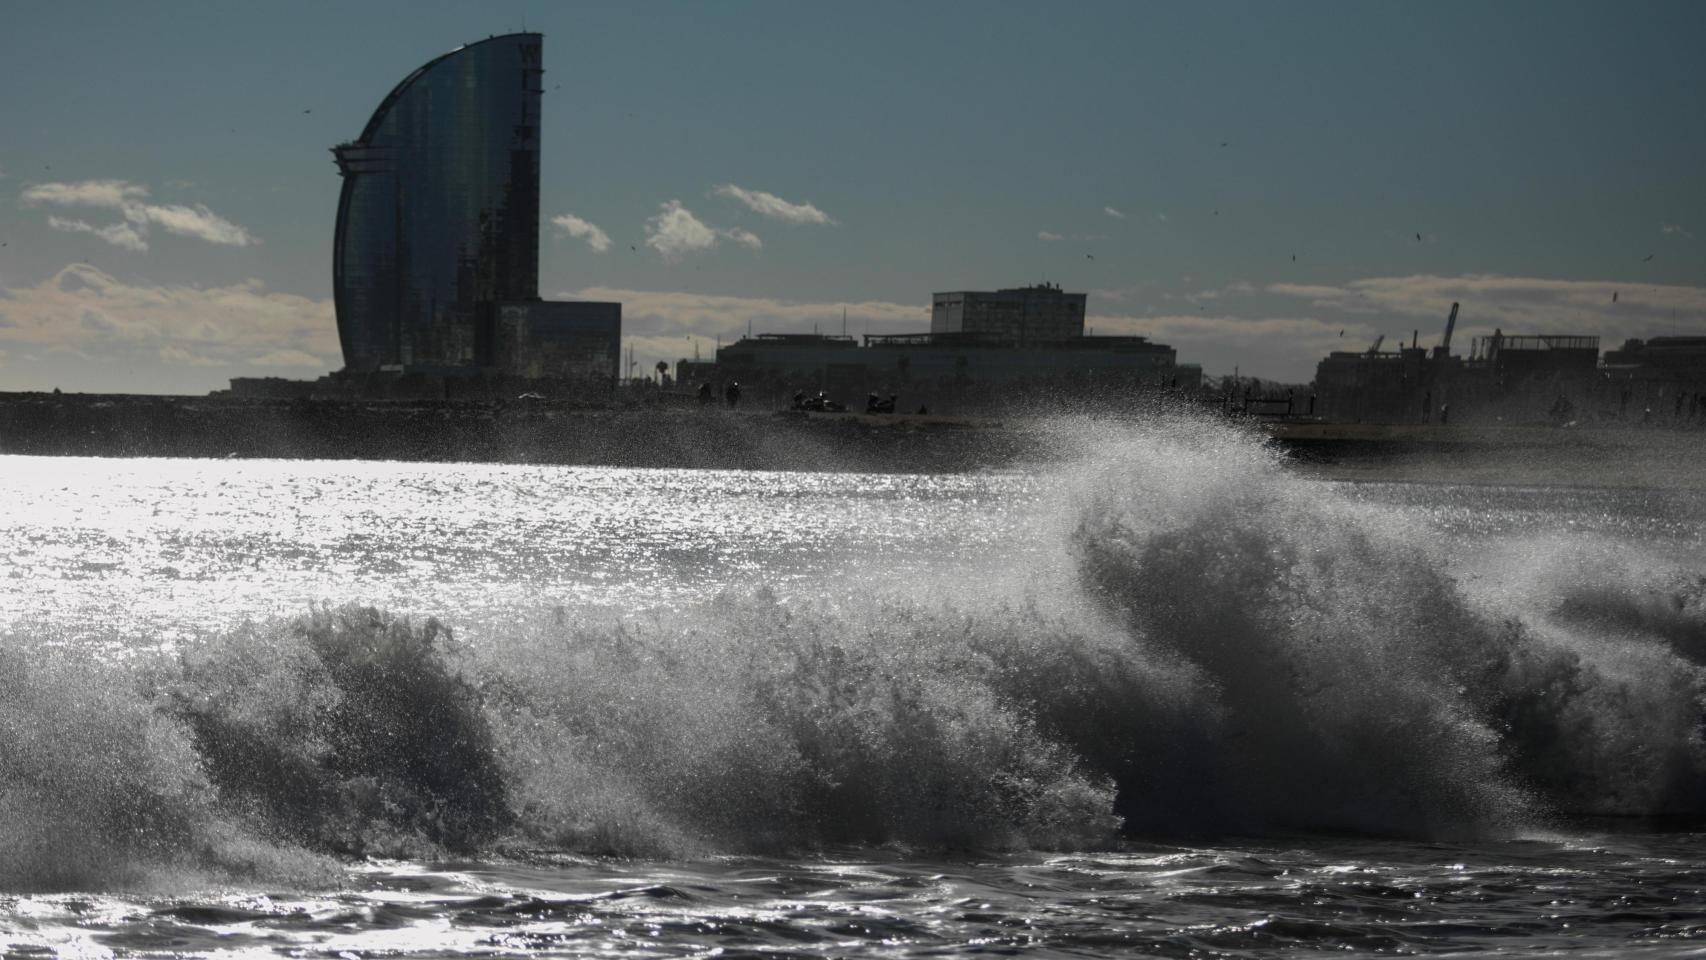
[333,33,543,371]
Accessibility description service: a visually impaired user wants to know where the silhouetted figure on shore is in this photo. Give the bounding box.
[1439,403,1449,426]
[697,382,713,405]
[725,382,741,408]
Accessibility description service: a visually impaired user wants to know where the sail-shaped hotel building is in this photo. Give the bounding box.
[332,33,618,384]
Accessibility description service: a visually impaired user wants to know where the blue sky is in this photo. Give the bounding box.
[2,0,1703,392]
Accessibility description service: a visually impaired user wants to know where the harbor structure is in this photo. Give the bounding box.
[330,33,619,388]
[1309,301,1706,426]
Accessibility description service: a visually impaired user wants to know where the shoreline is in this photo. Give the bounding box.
[1,392,1702,488]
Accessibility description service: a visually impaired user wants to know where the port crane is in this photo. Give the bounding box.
[1434,302,1459,359]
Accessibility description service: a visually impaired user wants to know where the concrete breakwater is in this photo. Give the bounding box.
[1,393,1701,486]
[0,393,1050,473]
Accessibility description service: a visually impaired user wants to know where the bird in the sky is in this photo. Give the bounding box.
[1339,330,1345,336]
[1613,290,1619,303]
[1291,254,1296,261]
[1643,254,1654,262]
[1086,254,1094,260]
[1415,233,1422,242]
[303,109,311,114]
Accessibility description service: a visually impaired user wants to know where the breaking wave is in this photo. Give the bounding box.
[3,413,1704,891]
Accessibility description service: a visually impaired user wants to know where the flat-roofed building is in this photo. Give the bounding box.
[931,283,1087,346]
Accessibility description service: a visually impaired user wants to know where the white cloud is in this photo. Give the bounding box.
[645,200,719,258]
[243,348,326,368]
[1038,231,1063,242]
[1088,310,1356,382]
[1661,223,1695,240]
[46,215,149,252]
[132,203,253,246]
[157,344,231,367]
[19,179,256,251]
[1104,206,1126,220]
[1095,311,1350,345]
[1184,280,1255,304]
[1268,282,1348,301]
[644,201,764,258]
[725,227,763,251]
[550,213,612,252]
[712,184,834,225]
[1089,285,1149,303]
[0,264,338,382]
[1268,273,1706,344]
[21,180,148,208]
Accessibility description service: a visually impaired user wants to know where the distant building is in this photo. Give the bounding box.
[697,284,1178,412]
[711,331,1175,411]
[1604,337,1706,375]
[1313,324,1606,424]
[931,283,1088,346]
[331,33,618,386]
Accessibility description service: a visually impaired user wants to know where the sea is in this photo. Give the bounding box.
[4,414,1706,958]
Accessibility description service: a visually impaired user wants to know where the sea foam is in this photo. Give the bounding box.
[3,412,1704,891]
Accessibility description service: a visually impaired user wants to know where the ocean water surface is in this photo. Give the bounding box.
[3,415,1705,957]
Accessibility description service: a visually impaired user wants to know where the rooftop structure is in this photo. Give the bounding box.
[931,283,1088,346]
